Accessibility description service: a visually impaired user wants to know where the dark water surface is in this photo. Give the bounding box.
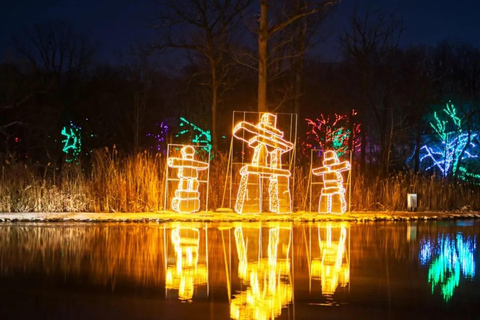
[0,220,479,319]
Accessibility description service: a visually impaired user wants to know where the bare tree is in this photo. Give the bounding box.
[153,0,250,150]
[342,7,403,175]
[13,20,96,77]
[255,0,339,112]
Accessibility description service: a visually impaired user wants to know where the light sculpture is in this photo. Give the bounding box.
[231,226,292,320]
[419,103,478,178]
[146,122,168,152]
[233,113,294,214]
[312,150,351,214]
[167,146,209,213]
[165,227,207,301]
[176,117,212,153]
[61,121,82,163]
[303,110,361,158]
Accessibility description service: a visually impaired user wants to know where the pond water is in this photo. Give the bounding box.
[0,220,479,319]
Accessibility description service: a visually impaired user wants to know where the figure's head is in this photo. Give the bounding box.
[181,146,195,160]
[323,150,339,166]
[260,113,277,128]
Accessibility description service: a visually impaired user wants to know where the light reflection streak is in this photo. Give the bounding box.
[419,233,476,301]
[231,225,292,320]
[165,226,208,302]
[309,222,350,303]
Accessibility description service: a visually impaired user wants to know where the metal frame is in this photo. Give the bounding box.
[164,143,211,212]
[308,149,352,213]
[221,111,298,212]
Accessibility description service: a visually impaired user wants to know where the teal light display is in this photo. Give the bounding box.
[61,121,82,163]
[420,234,476,302]
[175,117,212,153]
[420,102,478,178]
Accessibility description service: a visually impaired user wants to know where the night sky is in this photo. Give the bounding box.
[1,0,480,63]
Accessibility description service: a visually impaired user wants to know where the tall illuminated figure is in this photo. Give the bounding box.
[233,113,294,214]
[312,150,350,214]
[168,146,209,213]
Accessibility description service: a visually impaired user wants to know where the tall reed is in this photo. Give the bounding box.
[1,151,479,213]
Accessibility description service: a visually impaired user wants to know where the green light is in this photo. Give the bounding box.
[175,117,212,153]
[61,121,81,164]
[426,234,476,302]
[420,102,478,178]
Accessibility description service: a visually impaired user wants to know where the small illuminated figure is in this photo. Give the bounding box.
[168,146,209,213]
[312,150,351,214]
[233,113,294,214]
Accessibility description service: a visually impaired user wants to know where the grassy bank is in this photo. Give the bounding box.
[1,150,479,213]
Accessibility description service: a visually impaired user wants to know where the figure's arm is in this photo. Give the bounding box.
[329,161,351,172]
[168,158,209,169]
[312,166,328,176]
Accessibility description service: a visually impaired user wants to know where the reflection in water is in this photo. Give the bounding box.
[310,223,349,301]
[419,233,476,302]
[0,221,480,319]
[165,227,208,301]
[231,226,292,320]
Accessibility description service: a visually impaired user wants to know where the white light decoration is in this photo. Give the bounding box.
[167,145,209,213]
[312,150,351,214]
[233,113,294,214]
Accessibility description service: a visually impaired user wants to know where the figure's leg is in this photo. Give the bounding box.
[235,171,260,214]
[268,175,279,213]
[319,194,330,213]
[330,193,347,214]
[268,175,291,213]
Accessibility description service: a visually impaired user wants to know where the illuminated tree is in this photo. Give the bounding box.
[303,111,361,157]
[61,121,82,163]
[146,122,169,153]
[175,117,212,153]
[420,103,478,178]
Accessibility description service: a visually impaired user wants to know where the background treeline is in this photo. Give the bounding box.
[1,3,479,212]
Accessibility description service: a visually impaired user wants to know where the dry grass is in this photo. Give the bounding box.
[1,150,479,213]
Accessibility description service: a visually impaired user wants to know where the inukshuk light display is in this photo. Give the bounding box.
[167,146,209,213]
[312,150,351,214]
[233,113,294,214]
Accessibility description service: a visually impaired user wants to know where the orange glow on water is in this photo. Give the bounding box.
[231,226,292,320]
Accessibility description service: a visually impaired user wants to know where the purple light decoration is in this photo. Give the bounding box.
[147,122,169,152]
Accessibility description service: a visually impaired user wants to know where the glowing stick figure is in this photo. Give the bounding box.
[233,113,294,214]
[312,150,350,214]
[167,146,209,213]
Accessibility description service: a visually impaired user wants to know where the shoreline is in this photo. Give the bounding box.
[0,211,479,223]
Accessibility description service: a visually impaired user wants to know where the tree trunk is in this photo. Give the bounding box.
[293,21,306,116]
[211,64,218,151]
[257,0,268,112]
